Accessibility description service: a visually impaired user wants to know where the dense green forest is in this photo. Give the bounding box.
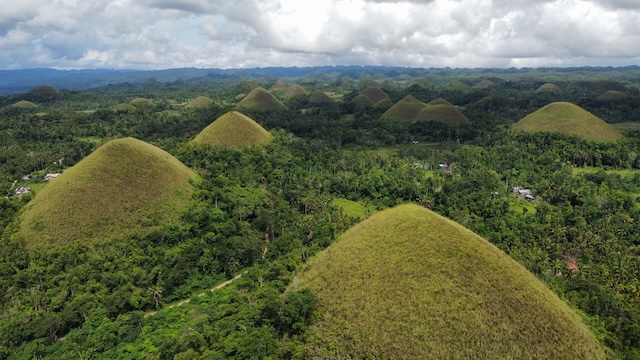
[1,69,640,359]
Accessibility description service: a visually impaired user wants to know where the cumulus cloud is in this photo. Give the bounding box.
[0,0,639,69]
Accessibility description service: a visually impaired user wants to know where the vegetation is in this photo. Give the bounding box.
[536,83,562,93]
[427,98,454,106]
[512,102,624,141]
[350,94,375,108]
[191,111,272,148]
[129,98,154,107]
[17,137,198,249]
[12,100,37,109]
[597,90,629,101]
[373,98,393,110]
[293,204,605,359]
[359,86,390,103]
[308,91,333,105]
[237,87,286,111]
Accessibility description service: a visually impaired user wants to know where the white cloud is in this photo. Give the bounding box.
[0,0,639,69]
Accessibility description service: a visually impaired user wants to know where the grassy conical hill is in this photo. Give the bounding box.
[12,100,38,109]
[17,138,198,250]
[187,96,214,108]
[293,204,605,359]
[512,102,623,141]
[596,90,629,101]
[536,83,562,93]
[238,87,285,111]
[417,104,470,125]
[474,79,495,89]
[373,98,394,111]
[427,98,453,106]
[130,98,154,107]
[382,95,427,121]
[444,79,467,90]
[359,86,390,103]
[308,92,334,105]
[113,103,137,113]
[351,94,375,108]
[287,84,309,97]
[192,111,271,148]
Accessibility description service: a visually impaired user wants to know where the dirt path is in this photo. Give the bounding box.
[144,271,247,318]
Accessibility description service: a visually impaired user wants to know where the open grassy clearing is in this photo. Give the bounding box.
[612,122,640,135]
[509,198,537,216]
[292,204,604,359]
[572,166,640,178]
[332,198,377,220]
[343,143,442,159]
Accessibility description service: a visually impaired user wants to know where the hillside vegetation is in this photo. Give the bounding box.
[17,137,198,250]
[512,102,624,141]
[192,111,272,148]
[382,95,427,120]
[186,96,214,108]
[417,104,471,124]
[293,204,605,359]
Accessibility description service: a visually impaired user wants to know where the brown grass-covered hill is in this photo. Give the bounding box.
[427,98,454,106]
[596,90,630,101]
[512,102,624,142]
[130,98,154,107]
[359,86,390,103]
[17,138,198,250]
[192,111,272,148]
[382,95,427,121]
[351,94,375,108]
[238,87,286,111]
[373,98,394,111]
[308,92,334,105]
[536,83,562,93]
[291,204,605,359]
[187,96,214,108]
[416,104,471,125]
[444,79,467,90]
[287,84,309,97]
[12,100,38,109]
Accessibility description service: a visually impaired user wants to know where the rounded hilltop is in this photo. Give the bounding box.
[596,90,629,101]
[359,86,390,103]
[382,95,427,121]
[12,100,38,109]
[292,204,605,359]
[237,87,285,111]
[17,137,198,250]
[416,104,470,125]
[187,96,214,108]
[192,111,272,148]
[512,102,623,142]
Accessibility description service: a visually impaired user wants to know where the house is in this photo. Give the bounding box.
[438,163,448,169]
[513,186,532,196]
[22,175,30,180]
[45,173,60,181]
[444,167,453,175]
[525,194,535,201]
[15,187,31,195]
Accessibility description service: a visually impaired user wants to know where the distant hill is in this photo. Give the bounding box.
[192,111,272,148]
[130,98,154,107]
[536,83,562,93]
[512,102,624,141]
[427,98,454,106]
[238,87,285,111]
[382,95,427,120]
[17,137,198,250]
[113,103,137,113]
[292,204,605,359]
[474,80,495,89]
[373,98,394,110]
[359,86,390,103]
[351,94,375,108]
[12,100,37,109]
[596,90,629,101]
[416,104,471,125]
[308,92,334,105]
[187,96,214,108]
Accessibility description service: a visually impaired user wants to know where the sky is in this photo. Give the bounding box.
[1,0,639,70]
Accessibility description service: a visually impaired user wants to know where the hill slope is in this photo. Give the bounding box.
[417,104,470,124]
[512,102,623,141]
[293,204,605,359]
[382,95,427,120]
[187,96,214,108]
[192,111,272,148]
[238,87,285,111]
[17,138,198,249]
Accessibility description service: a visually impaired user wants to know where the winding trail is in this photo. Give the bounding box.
[144,271,247,318]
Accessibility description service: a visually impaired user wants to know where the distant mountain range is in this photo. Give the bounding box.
[1,65,638,95]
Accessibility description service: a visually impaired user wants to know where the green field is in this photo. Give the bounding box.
[572,166,640,177]
[332,198,376,220]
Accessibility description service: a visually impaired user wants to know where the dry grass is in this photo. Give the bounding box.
[308,92,334,105]
[427,98,453,106]
[444,79,467,90]
[382,95,427,121]
[536,83,562,93]
[373,98,394,111]
[351,94,375,108]
[596,90,629,101]
[12,100,38,109]
[475,80,495,89]
[417,104,471,125]
[17,138,198,250]
[512,102,624,142]
[292,204,605,359]
[359,86,390,103]
[186,96,214,108]
[238,87,286,111]
[192,111,272,148]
